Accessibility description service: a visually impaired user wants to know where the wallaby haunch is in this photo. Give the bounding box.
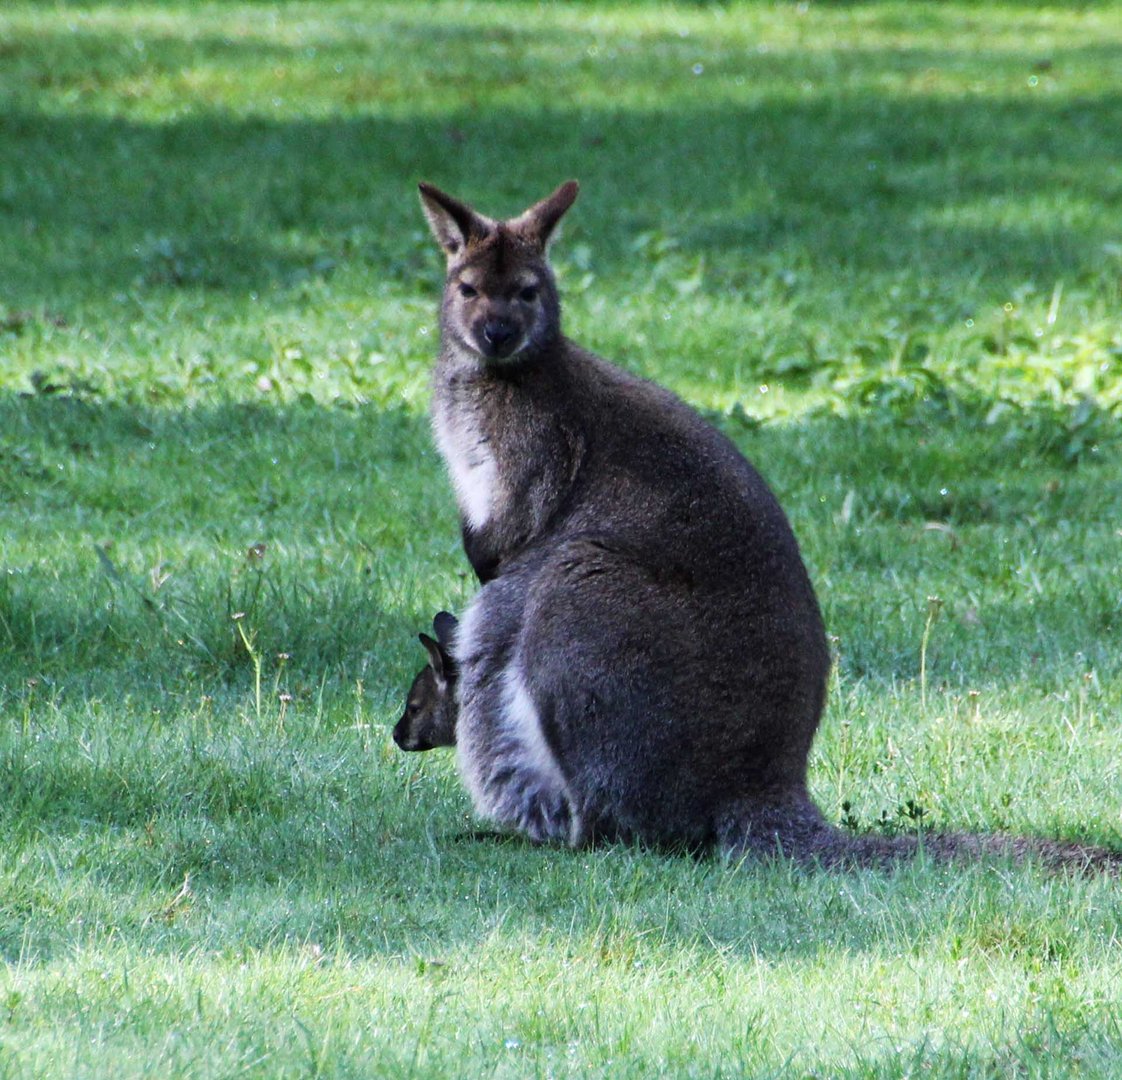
[413,179,1120,873]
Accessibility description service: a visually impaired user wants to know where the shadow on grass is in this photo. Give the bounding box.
[0,390,466,699]
[3,21,1122,305]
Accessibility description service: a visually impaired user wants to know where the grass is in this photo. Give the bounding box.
[1,1,1121,1075]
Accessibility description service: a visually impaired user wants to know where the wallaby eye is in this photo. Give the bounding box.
[458,282,478,299]
[519,286,539,303]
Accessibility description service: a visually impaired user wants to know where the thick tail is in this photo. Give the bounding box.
[717,795,1122,876]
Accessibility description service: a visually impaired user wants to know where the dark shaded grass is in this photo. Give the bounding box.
[3,7,1122,316]
[0,392,461,690]
[4,89,1122,306]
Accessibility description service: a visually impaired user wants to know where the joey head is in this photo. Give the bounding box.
[393,612,458,752]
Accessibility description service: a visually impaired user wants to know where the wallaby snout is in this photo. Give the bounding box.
[392,714,433,751]
[481,316,518,358]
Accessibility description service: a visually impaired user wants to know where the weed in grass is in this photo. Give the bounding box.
[919,594,943,713]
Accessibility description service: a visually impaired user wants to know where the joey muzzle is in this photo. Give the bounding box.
[392,722,433,752]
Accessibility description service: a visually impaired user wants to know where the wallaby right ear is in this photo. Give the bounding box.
[418,632,447,680]
[418,182,491,258]
[510,180,580,250]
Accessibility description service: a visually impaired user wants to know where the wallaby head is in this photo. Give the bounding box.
[418,180,579,363]
[393,612,459,752]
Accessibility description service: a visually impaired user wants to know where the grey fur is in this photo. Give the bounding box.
[418,178,829,855]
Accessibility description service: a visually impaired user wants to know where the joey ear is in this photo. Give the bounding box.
[511,180,580,249]
[418,632,446,680]
[432,611,459,648]
[418,182,491,258]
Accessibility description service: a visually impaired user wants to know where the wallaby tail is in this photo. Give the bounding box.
[717,796,1122,876]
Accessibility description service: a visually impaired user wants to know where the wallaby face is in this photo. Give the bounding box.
[393,612,459,752]
[418,180,577,363]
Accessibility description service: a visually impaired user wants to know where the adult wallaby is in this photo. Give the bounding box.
[393,612,459,753]
[416,180,1120,872]
[418,177,833,855]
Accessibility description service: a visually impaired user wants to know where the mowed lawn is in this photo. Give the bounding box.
[1,2,1121,1076]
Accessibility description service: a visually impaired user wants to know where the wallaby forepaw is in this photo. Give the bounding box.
[495,782,573,845]
[520,789,573,845]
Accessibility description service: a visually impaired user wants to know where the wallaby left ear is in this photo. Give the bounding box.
[418,632,447,680]
[512,180,580,249]
[418,182,491,258]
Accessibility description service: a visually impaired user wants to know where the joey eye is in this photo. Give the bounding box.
[519,285,539,303]
[458,283,478,299]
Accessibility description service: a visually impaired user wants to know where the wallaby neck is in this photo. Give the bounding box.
[431,335,586,583]
[434,331,565,384]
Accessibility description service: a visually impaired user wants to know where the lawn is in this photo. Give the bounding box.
[1,1,1121,1076]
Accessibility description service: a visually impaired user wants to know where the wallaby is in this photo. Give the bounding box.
[393,612,459,752]
[415,179,1120,873]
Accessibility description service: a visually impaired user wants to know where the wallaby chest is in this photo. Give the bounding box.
[432,356,583,580]
[431,373,500,534]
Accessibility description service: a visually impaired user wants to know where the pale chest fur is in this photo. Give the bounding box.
[431,389,499,532]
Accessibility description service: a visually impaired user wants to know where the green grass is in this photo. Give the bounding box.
[2,1,1121,1075]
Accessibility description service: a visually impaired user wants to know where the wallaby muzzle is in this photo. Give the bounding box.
[474,316,522,360]
[482,318,516,351]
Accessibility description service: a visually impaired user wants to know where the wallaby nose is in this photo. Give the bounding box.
[481,319,516,354]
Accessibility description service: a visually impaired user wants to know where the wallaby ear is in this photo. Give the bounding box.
[432,611,459,649]
[511,180,580,249]
[418,182,490,258]
[418,632,446,680]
